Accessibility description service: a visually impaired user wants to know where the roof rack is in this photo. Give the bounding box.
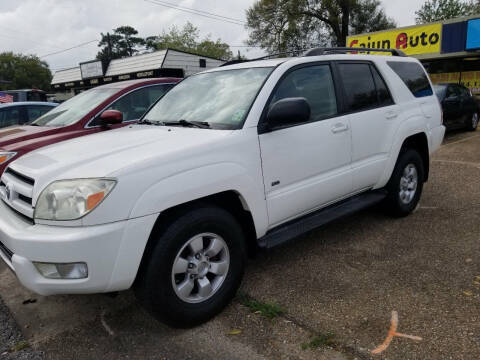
[220,47,407,67]
[303,47,407,57]
[220,49,309,67]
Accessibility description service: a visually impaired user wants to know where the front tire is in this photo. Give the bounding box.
[383,149,424,217]
[134,205,246,328]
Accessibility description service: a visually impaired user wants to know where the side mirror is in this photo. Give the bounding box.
[265,97,311,131]
[99,110,123,127]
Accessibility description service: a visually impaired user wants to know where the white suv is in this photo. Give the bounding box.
[0,49,445,327]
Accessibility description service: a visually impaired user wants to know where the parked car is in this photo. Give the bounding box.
[0,102,57,128]
[0,78,180,175]
[434,83,479,131]
[0,49,445,328]
[3,89,48,102]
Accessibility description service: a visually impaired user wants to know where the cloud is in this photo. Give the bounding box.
[0,0,423,72]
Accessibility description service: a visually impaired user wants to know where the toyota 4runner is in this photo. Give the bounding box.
[0,48,445,327]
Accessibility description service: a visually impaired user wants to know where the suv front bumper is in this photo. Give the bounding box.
[0,200,157,296]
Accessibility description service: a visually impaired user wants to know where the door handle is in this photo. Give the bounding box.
[385,111,398,119]
[331,123,349,133]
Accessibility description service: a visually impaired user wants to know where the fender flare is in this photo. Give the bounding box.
[376,115,429,188]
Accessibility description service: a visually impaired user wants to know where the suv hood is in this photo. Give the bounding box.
[9,125,233,188]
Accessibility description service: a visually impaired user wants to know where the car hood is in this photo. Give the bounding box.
[9,125,234,188]
[0,125,61,148]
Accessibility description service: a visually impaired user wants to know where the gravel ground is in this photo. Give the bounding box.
[0,297,43,360]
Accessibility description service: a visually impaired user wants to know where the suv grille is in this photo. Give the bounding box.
[0,167,35,219]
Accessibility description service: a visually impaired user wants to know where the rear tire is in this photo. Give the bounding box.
[466,112,479,131]
[383,149,424,217]
[134,205,246,328]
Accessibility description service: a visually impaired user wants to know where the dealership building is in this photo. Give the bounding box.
[347,15,480,97]
[50,48,224,100]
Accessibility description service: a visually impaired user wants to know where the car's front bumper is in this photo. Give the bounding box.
[0,200,157,296]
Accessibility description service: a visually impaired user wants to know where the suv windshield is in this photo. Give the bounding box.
[143,67,273,129]
[31,88,117,127]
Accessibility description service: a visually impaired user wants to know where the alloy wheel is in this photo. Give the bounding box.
[171,232,230,303]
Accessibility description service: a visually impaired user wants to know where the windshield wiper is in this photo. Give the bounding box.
[137,119,160,125]
[162,119,211,129]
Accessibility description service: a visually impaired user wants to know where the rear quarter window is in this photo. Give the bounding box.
[387,61,433,98]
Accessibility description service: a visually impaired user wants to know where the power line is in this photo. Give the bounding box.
[39,40,99,58]
[144,0,246,26]
[147,0,245,23]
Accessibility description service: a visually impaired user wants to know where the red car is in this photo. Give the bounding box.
[0,78,180,174]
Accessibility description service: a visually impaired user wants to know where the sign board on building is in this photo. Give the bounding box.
[466,18,480,50]
[347,23,442,56]
[80,60,104,79]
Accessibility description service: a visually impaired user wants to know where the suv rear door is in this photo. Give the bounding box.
[258,62,352,227]
[336,61,399,192]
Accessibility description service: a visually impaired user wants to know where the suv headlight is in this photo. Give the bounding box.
[0,152,17,165]
[34,178,116,221]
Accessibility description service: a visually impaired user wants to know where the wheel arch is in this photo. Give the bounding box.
[400,132,430,181]
[135,190,259,285]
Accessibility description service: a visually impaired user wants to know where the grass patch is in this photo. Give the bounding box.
[10,341,29,352]
[237,293,285,319]
[301,331,336,350]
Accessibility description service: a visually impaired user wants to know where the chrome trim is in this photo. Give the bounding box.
[84,82,177,129]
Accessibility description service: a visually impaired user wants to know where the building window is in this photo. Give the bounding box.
[199,59,207,68]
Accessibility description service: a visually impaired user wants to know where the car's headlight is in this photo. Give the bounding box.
[34,178,116,221]
[0,152,17,165]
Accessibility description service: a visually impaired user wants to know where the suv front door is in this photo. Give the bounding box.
[258,63,352,228]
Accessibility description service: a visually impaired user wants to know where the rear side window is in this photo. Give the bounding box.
[371,66,394,106]
[0,107,21,128]
[338,63,378,112]
[387,61,433,98]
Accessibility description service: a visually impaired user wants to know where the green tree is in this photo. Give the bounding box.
[97,26,145,61]
[145,22,233,60]
[415,0,479,23]
[0,52,52,91]
[246,0,327,55]
[246,0,396,54]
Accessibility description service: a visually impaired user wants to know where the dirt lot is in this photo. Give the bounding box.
[1,130,480,360]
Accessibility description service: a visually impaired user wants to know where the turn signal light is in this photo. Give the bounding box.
[86,191,105,211]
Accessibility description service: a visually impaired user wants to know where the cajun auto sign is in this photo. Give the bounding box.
[347,23,442,56]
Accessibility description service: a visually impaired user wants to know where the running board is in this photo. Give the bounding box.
[257,190,387,249]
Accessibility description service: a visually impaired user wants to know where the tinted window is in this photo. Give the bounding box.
[270,65,337,122]
[459,86,471,98]
[387,61,433,98]
[433,85,447,99]
[338,63,377,112]
[446,85,461,99]
[26,105,53,122]
[106,84,172,122]
[0,107,21,128]
[371,66,394,106]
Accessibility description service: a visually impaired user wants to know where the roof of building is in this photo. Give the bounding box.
[105,50,168,77]
[51,48,225,86]
[51,67,82,85]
